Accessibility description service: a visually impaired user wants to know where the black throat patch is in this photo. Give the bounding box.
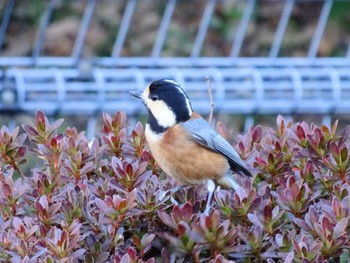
[147,110,167,134]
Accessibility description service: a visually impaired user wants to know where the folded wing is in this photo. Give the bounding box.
[181,118,252,177]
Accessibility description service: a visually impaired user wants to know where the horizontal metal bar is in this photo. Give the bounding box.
[2,66,350,117]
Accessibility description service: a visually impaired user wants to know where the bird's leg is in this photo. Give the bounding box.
[204,179,216,215]
[169,185,186,194]
[169,185,186,206]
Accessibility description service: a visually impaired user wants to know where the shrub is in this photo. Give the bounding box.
[0,111,349,262]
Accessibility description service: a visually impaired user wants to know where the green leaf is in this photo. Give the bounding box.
[340,249,349,263]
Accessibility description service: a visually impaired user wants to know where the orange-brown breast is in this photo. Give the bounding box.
[146,121,229,186]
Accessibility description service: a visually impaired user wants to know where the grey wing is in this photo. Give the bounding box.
[182,118,252,177]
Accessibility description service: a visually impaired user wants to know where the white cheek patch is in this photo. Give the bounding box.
[143,86,177,128]
[148,100,177,127]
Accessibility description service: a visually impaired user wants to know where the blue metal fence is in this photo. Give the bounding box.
[0,0,350,135]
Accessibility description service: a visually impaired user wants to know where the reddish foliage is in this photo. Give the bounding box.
[0,111,349,262]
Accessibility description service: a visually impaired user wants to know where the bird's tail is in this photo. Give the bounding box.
[229,160,252,177]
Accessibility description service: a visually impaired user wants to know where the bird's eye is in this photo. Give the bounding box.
[150,94,159,101]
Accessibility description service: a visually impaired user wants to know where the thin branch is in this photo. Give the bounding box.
[206,76,214,126]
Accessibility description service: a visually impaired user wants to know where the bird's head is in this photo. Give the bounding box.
[130,79,193,133]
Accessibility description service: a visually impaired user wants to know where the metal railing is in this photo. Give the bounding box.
[0,0,349,135]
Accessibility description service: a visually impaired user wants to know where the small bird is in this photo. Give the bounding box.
[130,79,252,214]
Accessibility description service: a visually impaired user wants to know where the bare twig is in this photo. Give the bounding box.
[206,76,214,126]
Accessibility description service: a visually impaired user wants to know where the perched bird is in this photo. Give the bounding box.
[130,79,252,214]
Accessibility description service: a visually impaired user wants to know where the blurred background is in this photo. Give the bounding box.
[1,0,350,137]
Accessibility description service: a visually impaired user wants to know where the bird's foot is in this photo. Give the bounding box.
[169,185,186,195]
[168,185,187,206]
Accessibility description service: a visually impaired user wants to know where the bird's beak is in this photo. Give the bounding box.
[129,90,143,100]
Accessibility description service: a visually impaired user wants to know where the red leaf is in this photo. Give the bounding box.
[17,146,27,158]
[330,141,340,163]
[35,201,44,216]
[22,124,39,137]
[2,183,11,198]
[251,126,262,143]
[216,121,229,139]
[263,205,272,220]
[125,163,133,176]
[333,218,348,239]
[36,110,47,132]
[321,216,332,236]
[177,223,187,236]
[51,138,58,148]
[304,160,313,174]
[182,203,193,219]
[205,215,213,229]
[277,115,285,134]
[158,210,176,230]
[296,125,305,140]
[255,157,267,166]
[314,128,323,144]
